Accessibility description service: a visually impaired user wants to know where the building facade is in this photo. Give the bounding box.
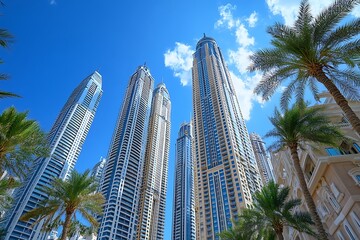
[91,156,106,186]
[192,35,262,239]
[250,133,274,184]
[172,123,196,240]
[2,72,103,240]
[271,93,360,240]
[97,65,154,240]
[136,83,171,240]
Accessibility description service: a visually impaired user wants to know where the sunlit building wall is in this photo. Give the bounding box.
[271,93,360,239]
[192,35,262,239]
[2,72,103,240]
[91,156,106,186]
[250,133,274,184]
[97,65,153,240]
[172,123,196,240]
[136,83,171,240]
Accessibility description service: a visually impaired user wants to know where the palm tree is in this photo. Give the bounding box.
[266,102,344,240]
[249,0,360,135]
[67,220,97,239]
[0,18,18,98]
[0,107,48,178]
[20,170,105,240]
[218,218,252,240]
[0,177,20,213]
[219,181,314,240]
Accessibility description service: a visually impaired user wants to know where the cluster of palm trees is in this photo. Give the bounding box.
[0,108,105,239]
[0,107,105,240]
[220,0,360,239]
[2,0,360,239]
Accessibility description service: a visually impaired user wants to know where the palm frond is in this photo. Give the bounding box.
[322,18,360,49]
[0,29,13,48]
[308,79,320,102]
[20,170,105,238]
[220,181,315,239]
[294,0,313,33]
[313,0,359,44]
[327,70,360,100]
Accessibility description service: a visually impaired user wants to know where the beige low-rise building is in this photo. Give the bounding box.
[271,93,360,240]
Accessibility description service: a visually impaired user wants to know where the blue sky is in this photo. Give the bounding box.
[1,0,359,238]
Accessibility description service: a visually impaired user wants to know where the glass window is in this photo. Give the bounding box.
[344,220,358,240]
[326,147,341,156]
[354,143,360,153]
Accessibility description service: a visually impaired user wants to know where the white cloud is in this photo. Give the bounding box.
[215,4,239,29]
[228,47,253,74]
[246,11,258,28]
[235,23,254,47]
[214,4,264,120]
[164,42,194,86]
[266,0,360,25]
[230,71,264,120]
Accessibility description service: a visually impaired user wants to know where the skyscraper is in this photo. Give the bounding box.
[172,123,196,240]
[192,35,262,239]
[91,156,107,186]
[250,133,274,184]
[97,65,154,240]
[136,83,171,240]
[2,72,103,240]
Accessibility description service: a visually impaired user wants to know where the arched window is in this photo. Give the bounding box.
[350,211,360,233]
[349,167,360,186]
[343,219,358,240]
[319,186,341,213]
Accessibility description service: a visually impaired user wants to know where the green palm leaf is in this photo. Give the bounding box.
[0,107,48,178]
[20,170,105,240]
[249,0,360,135]
[265,102,344,239]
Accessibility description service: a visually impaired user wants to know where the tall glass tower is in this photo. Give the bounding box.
[172,123,196,240]
[91,156,107,186]
[136,83,171,240]
[192,35,262,239]
[97,65,154,240]
[2,72,103,240]
[250,133,274,184]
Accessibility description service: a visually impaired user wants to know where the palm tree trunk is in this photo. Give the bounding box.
[315,71,360,135]
[276,231,284,240]
[289,144,329,240]
[60,212,72,240]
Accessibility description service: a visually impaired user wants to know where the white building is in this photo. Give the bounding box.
[2,72,102,240]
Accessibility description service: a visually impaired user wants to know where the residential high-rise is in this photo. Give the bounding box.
[2,72,103,240]
[97,65,154,240]
[250,133,274,184]
[136,83,171,240]
[192,35,262,239]
[172,123,196,240]
[91,157,106,186]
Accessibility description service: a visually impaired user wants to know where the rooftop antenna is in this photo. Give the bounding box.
[144,61,147,66]
[203,33,206,38]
